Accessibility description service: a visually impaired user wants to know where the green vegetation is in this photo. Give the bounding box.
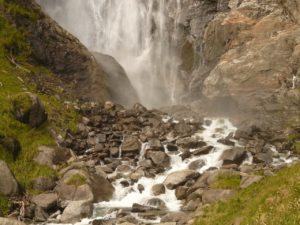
[195,163,300,225]
[0,0,79,213]
[210,175,241,190]
[65,173,87,187]
[0,195,10,216]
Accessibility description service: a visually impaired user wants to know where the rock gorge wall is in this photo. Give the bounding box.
[174,0,300,127]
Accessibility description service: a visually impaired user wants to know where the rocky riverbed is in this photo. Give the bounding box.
[2,101,294,225]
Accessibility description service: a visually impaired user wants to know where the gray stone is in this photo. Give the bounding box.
[151,184,166,196]
[220,147,247,165]
[31,193,58,211]
[33,176,56,191]
[121,136,141,155]
[188,159,205,170]
[146,151,170,167]
[0,218,26,225]
[61,201,93,224]
[161,212,188,224]
[34,206,49,222]
[164,170,200,190]
[0,160,19,196]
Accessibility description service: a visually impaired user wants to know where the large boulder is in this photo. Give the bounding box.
[220,147,247,165]
[121,136,141,156]
[31,193,58,211]
[55,168,114,203]
[0,160,19,196]
[34,145,74,168]
[60,201,93,224]
[163,170,200,190]
[0,218,26,225]
[146,151,170,168]
[11,93,47,128]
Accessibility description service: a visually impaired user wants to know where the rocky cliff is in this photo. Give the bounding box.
[174,0,300,128]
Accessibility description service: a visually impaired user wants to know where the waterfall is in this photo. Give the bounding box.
[37,0,183,107]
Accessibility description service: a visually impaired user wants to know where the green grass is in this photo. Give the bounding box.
[195,163,300,225]
[65,173,87,187]
[0,195,10,216]
[0,0,78,200]
[210,175,241,190]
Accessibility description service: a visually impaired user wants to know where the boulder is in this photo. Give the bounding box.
[240,175,263,189]
[220,147,247,165]
[253,152,273,164]
[121,136,141,155]
[151,184,166,196]
[33,176,56,191]
[176,137,206,149]
[146,151,170,167]
[0,218,26,225]
[34,206,49,222]
[34,146,73,168]
[55,168,114,203]
[202,189,235,204]
[131,203,157,213]
[11,92,47,127]
[163,170,200,190]
[60,201,93,224]
[161,212,188,225]
[188,159,205,170]
[175,186,188,200]
[192,146,214,156]
[0,160,19,196]
[148,139,164,151]
[31,193,58,211]
[146,198,167,210]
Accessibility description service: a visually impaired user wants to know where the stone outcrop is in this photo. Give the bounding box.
[0,160,19,196]
[11,93,47,128]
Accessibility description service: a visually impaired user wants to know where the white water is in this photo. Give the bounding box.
[45,118,238,225]
[37,0,183,107]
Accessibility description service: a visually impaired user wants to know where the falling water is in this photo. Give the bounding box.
[37,0,183,107]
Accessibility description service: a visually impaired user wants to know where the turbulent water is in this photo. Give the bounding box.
[37,0,183,107]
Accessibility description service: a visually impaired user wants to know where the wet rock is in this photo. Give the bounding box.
[240,175,263,189]
[60,201,93,224]
[146,151,170,168]
[161,212,189,225]
[33,176,56,191]
[139,160,152,169]
[177,137,207,149]
[131,203,158,213]
[192,146,214,156]
[34,146,73,168]
[188,159,205,170]
[31,193,58,211]
[151,184,166,196]
[175,186,189,200]
[11,92,47,127]
[146,198,167,210]
[137,184,145,193]
[0,218,26,225]
[220,147,247,165]
[253,152,273,164]
[148,139,164,151]
[180,149,191,160]
[165,144,178,152]
[0,160,19,196]
[120,180,130,187]
[121,136,141,155]
[202,189,235,204]
[217,138,235,146]
[110,147,119,157]
[164,170,200,190]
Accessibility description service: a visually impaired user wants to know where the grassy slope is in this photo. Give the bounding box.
[195,163,300,225]
[0,0,79,214]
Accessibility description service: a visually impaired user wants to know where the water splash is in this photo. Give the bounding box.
[37,0,182,107]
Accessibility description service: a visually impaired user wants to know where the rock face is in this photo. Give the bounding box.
[0,160,19,196]
[92,53,139,106]
[11,93,47,128]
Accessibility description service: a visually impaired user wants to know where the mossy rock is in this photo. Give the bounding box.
[0,135,21,161]
[11,92,48,127]
[65,173,87,187]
